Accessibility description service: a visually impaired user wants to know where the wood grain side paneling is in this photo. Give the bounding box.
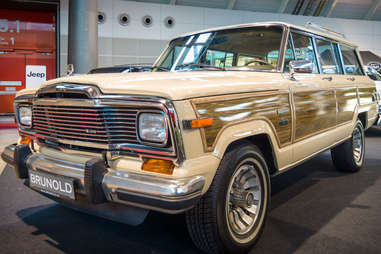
[336,87,357,124]
[192,92,292,151]
[358,87,376,105]
[294,90,336,141]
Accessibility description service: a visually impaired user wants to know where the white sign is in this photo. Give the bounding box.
[26,65,46,88]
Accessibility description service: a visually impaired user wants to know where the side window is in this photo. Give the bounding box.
[315,39,340,74]
[205,49,234,67]
[340,44,364,75]
[161,46,182,69]
[283,37,295,73]
[332,43,344,74]
[292,33,319,73]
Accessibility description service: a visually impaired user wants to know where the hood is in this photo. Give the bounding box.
[40,71,286,101]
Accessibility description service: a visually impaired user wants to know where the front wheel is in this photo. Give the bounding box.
[331,120,365,172]
[186,142,270,254]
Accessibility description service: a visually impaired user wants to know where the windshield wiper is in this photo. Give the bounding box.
[175,63,226,71]
[225,66,276,72]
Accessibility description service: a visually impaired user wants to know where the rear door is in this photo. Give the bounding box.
[339,44,378,126]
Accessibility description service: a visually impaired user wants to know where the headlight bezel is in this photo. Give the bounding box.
[137,111,169,147]
[16,104,33,128]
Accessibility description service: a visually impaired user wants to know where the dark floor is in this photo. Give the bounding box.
[1,127,381,254]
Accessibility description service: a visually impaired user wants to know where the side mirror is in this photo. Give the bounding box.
[289,60,313,74]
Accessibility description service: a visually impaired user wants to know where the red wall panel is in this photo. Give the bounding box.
[0,9,56,51]
[0,9,56,113]
[0,51,25,113]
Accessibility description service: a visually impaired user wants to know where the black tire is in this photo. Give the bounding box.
[185,142,270,254]
[331,120,365,172]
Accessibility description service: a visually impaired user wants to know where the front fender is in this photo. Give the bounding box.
[212,119,290,169]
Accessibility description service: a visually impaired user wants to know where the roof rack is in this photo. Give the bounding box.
[306,21,346,38]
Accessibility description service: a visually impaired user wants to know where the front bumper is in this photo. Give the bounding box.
[1,143,16,166]
[1,144,205,214]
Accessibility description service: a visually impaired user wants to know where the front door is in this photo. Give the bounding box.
[288,32,337,162]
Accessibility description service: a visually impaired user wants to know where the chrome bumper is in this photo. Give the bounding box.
[2,145,204,214]
[1,144,16,166]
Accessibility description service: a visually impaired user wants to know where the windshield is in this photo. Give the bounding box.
[153,25,284,72]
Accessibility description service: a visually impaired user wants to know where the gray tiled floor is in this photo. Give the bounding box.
[0,127,380,253]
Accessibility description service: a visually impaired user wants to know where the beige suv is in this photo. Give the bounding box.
[2,22,378,254]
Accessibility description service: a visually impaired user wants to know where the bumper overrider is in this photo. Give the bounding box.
[1,144,205,215]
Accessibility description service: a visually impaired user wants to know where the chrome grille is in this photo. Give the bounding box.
[32,104,139,144]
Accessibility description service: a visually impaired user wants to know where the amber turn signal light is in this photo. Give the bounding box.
[20,136,31,145]
[142,158,175,175]
[183,118,213,129]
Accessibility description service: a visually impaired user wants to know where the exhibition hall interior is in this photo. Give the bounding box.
[1,0,381,253]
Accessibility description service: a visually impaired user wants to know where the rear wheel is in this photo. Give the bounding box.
[331,120,365,172]
[185,142,270,254]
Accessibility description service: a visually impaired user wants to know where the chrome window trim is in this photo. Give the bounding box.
[336,43,346,75]
[338,44,365,76]
[314,37,341,75]
[311,37,322,74]
[155,24,288,73]
[278,25,289,72]
[354,48,365,76]
[329,40,340,74]
[289,32,296,61]
[289,30,321,74]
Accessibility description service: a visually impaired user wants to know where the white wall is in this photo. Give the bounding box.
[59,0,381,75]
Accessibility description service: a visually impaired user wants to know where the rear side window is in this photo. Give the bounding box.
[292,33,319,73]
[340,44,364,75]
[315,39,340,74]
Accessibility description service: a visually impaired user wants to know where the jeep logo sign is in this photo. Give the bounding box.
[26,65,46,88]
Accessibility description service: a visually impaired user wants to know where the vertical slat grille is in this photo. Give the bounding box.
[33,105,139,144]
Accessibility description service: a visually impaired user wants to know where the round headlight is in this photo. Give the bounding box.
[138,113,167,144]
[18,106,32,127]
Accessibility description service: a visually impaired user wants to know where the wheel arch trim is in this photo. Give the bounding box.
[212,119,280,174]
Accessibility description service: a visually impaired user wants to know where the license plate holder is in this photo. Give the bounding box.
[29,170,75,200]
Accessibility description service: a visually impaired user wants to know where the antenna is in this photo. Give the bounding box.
[306,21,346,38]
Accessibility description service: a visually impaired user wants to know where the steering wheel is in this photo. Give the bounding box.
[244,59,270,66]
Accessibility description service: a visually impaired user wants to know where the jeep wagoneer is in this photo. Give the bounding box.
[2,22,378,254]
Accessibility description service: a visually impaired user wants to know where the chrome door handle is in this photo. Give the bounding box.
[347,77,355,81]
[322,76,333,81]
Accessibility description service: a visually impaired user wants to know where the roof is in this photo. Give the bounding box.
[172,21,357,47]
